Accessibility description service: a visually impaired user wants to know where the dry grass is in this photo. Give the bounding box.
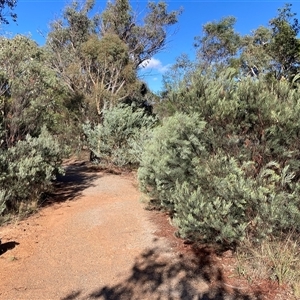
[17,200,39,219]
[236,232,300,298]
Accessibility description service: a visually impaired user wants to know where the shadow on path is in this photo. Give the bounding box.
[62,245,263,300]
[61,290,82,300]
[0,241,19,256]
[44,161,99,205]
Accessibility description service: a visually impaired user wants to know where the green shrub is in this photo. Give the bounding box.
[0,127,66,214]
[173,158,300,245]
[159,69,300,176]
[138,112,300,246]
[138,112,209,210]
[83,104,157,167]
[172,155,250,245]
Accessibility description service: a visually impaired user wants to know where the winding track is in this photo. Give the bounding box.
[0,162,261,300]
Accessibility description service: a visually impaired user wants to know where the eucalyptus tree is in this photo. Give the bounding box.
[80,33,138,116]
[46,0,181,123]
[101,0,182,68]
[267,3,300,80]
[45,0,96,94]
[240,26,272,77]
[193,4,300,82]
[240,4,300,80]
[162,53,194,93]
[194,16,241,69]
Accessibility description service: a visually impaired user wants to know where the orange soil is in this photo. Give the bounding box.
[0,161,291,300]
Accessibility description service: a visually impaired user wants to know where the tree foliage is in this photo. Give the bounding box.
[160,65,300,176]
[46,0,181,123]
[195,16,241,67]
[101,0,182,68]
[0,35,69,217]
[0,0,17,24]
[0,35,68,148]
[80,33,138,116]
[267,3,300,80]
[240,26,272,77]
[192,4,300,81]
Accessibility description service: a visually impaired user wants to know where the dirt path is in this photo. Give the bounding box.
[0,162,277,300]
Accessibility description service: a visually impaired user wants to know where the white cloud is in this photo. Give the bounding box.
[142,58,160,68]
[141,58,170,73]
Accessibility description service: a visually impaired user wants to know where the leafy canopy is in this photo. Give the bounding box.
[0,0,17,24]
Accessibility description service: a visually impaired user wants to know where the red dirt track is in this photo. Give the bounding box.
[0,161,288,300]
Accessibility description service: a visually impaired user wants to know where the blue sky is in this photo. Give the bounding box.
[2,0,300,92]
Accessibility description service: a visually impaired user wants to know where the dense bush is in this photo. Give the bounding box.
[138,112,209,210]
[173,158,300,245]
[138,112,300,246]
[0,127,66,214]
[0,35,69,149]
[83,104,157,167]
[159,69,300,176]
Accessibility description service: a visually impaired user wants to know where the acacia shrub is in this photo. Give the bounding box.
[159,68,300,176]
[138,112,210,210]
[138,112,300,246]
[83,104,157,167]
[0,127,66,215]
[173,158,300,246]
